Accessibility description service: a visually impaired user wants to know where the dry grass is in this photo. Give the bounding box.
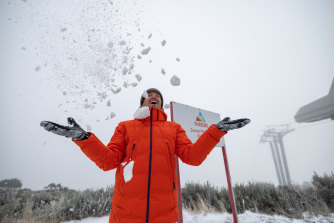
[1,173,333,222]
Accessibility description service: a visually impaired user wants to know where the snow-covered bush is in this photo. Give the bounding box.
[181,174,333,218]
[312,172,334,211]
[0,184,113,223]
[182,181,227,212]
[1,173,333,222]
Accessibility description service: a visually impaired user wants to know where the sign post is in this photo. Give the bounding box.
[170,101,238,223]
[222,146,238,223]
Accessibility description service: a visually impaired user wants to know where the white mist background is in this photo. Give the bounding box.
[0,0,333,190]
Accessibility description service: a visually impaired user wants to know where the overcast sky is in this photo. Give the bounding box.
[1,0,333,190]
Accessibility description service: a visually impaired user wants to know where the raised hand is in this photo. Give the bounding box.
[40,117,90,141]
[215,117,250,132]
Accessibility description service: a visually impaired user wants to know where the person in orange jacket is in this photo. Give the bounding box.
[41,88,250,223]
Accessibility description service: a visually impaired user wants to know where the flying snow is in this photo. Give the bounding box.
[110,112,116,119]
[86,125,92,131]
[23,0,184,125]
[83,104,91,109]
[161,68,166,75]
[107,41,113,49]
[118,40,126,45]
[123,82,129,88]
[111,86,121,94]
[135,74,142,82]
[140,47,151,55]
[106,100,111,107]
[170,75,181,86]
[142,90,148,98]
[122,67,128,75]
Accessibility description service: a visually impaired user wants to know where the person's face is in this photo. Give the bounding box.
[142,92,162,108]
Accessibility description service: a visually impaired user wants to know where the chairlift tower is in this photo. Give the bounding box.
[260,125,294,186]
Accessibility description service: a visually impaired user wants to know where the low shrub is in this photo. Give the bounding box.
[1,172,333,222]
[0,185,113,223]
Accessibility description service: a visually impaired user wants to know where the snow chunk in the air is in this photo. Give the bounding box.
[122,67,128,75]
[170,75,180,86]
[164,104,170,109]
[141,47,151,55]
[142,90,148,98]
[106,100,111,107]
[123,82,129,88]
[83,103,91,109]
[110,112,116,119]
[161,68,166,75]
[111,86,121,94]
[86,125,92,131]
[107,41,113,49]
[60,27,67,32]
[131,83,137,87]
[161,40,166,46]
[148,33,152,39]
[176,57,180,62]
[119,40,126,45]
[97,92,107,101]
[135,74,142,82]
[122,57,128,64]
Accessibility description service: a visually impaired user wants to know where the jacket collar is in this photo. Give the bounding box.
[133,106,167,122]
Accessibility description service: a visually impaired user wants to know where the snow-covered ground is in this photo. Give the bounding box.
[62,210,334,223]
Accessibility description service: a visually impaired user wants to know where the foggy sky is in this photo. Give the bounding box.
[1,0,333,190]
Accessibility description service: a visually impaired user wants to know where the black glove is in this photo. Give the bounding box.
[40,117,90,141]
[215,117,250,132]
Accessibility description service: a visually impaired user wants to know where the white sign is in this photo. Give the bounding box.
[171,101,225,147]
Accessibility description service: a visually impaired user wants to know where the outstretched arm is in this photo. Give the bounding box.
[73,123,126,171]
[175,124,225,166]
[40,118,126,171]
[175,117,250,166]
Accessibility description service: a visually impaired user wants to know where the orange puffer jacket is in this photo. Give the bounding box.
[74,107,226,223]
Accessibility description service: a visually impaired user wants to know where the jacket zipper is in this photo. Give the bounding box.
[166,143,175,190]
[146,108,153,223]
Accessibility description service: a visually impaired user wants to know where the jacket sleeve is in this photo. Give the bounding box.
[73,122,127,171]
[175,124,226,166]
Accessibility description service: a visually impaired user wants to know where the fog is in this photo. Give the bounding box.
[0,0,333,190]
